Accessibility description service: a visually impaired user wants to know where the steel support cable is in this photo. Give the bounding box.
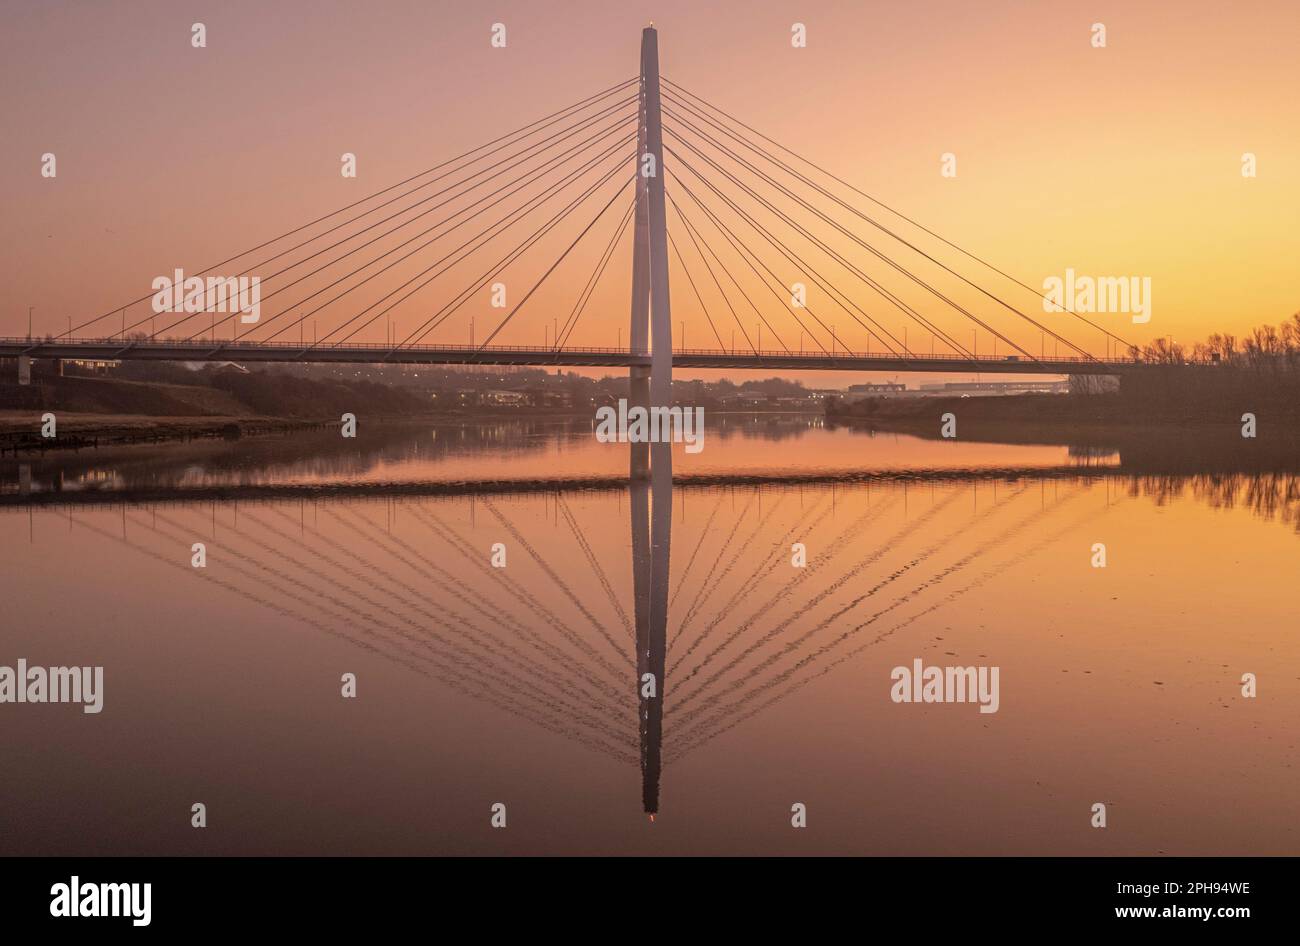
[668,485,1032,733]
[666,193,795,354]
[152,108,634,343]
[142,104,637,344]
[481,500,632,669]
[665,91,1099,361]
[404,499,619,667]
[671,497,1116,760]
[167,105,640,344]
[667,488,1088,758]
[472,173,637,354]
[554,202,631,352]
[227,121,639,346]
[395,155,636,349]
[667,157,919,360]
[230,506,632,740]
[77,511,632,766]
[140,502,634,757]
[668,188,830,356]
[311,504,633,727]
[158,116,639,348]
[669,490,823,672]
[554,197,636,351]
[144,507,633,752]
[664,115,963,360]
[389,165,633,352]
[665,105,1067,363]
[666,226,728,351]
[668,136,997,364]
[280,136,632,350]
[311,505,629,715]
[556,495,634,638]
[667,492,726,615]
[309,142,634,349]
[673,492,791,647]
[667,139,917,359]
[62,77,638,338]
[668,140,973,366]
[670,490,757,641]
[670,492,901,692]
[554,200,631,350]
[664,187,759,355]
[666,490,838,679]
[405,503,631,701]
[669,490,758,647]
[663,77,1134,354]
[668,489,959,709]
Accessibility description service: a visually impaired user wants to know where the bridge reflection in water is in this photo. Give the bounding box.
[5,431,1300,830]
[631,440,671,816]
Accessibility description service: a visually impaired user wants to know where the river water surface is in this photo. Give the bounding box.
[1,416,1296,854]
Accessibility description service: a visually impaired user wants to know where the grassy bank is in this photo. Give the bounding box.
[0,411,336,456]
[0,369,435,453]
[825,392,1300,474]
[825,390,1291,438]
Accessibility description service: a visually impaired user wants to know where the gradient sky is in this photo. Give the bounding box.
[2,0,1297,387]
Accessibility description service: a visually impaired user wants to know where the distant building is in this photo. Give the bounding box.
[522,387,573,408]
[719,390,771,408]
[480,389,529,406]
[848,382,906,393]
[64,358,121,373]
[919,380,1069,394]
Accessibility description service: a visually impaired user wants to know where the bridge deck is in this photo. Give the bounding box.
[1,337,1158,375]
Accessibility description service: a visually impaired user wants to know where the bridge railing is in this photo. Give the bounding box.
[1,336,645,357]
[1,336,1149,366]
[670,347,1144,366]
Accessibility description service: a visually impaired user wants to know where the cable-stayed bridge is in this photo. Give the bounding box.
[12,27,1162,381]
[3,25,1200,817]
[0,338,1139,375]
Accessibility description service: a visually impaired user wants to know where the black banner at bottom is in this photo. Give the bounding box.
[0,856,1284,933]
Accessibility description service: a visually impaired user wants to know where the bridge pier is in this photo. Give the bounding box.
[641,26,672,416]
[628,64,650,480]
[628,25,672,481]
[629,26,673,815]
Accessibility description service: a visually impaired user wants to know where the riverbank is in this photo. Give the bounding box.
[0,410,583,456]
[824,392,1300,474]
[0,412,336,456]
[0,404,828,456]
[826,392,1267,440]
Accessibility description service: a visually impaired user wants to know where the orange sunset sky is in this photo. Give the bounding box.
[2,0,1297,387]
